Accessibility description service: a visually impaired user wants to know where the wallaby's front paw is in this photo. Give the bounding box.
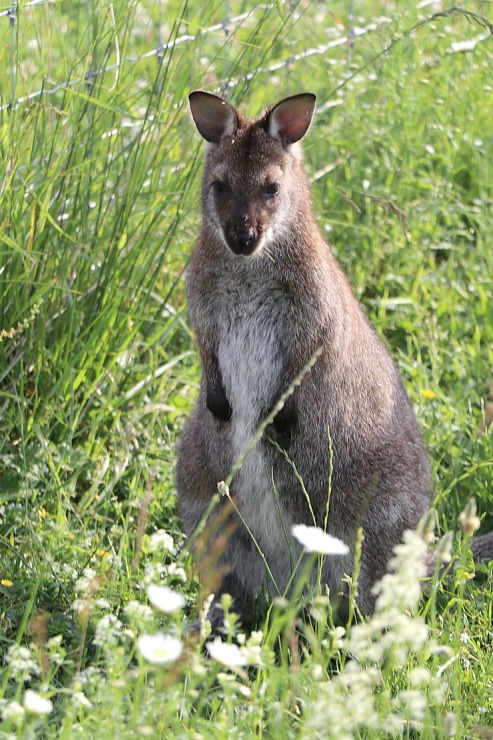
[207,385,233,422]
[267,396,297,447]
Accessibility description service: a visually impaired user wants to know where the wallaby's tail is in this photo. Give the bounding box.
[424,530,493,579]
[470,532,493,563]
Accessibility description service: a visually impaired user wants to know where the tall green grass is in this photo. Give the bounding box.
[1,0,492,736]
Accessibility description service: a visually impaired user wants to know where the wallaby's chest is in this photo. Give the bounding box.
[215,280,293,435]
[213,279,295,568]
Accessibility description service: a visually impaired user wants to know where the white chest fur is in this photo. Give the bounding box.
[216,278,296,588]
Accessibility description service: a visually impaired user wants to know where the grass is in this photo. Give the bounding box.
[0,0,492,736]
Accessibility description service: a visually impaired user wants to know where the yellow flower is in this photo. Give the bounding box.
[420,389,436,399]
[1,579,13,587]
[96,548,110,558]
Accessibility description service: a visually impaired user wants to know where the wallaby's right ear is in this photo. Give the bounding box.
[189,91,238,144]
[267,93,316,145]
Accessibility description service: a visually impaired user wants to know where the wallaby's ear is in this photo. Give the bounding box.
[189,91,238,144]
[266,93,316,145]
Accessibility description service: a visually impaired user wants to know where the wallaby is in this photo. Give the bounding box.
[176,91,492,627]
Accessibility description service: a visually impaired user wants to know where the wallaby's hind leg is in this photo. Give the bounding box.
[176,411,256,627]
[355,489,431,615]
[176,410,217,530]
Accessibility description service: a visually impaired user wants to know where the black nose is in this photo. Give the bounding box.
[227,226,258,256]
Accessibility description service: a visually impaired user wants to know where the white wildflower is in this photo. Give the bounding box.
[123,600,153,622]
[393,689,427,724]
[6,644,40,682]
[148,530,175,554]
[93,614,124,647]
[217,481,231,498]
[371,611,430,666]
[409,666,432,687]
[240,634,265,667]
[1,700,25,721]
[166,563,187,582]
[249,630,263,645]
[143,562,166,583]
[46,635,63,650]
[312,663,324,680]
[373,530,427,613]
[197,593,214,639]
[444,712,457,736]
[435,531,454,564]
[337,666,383,729]
[418,508,437,544]
[106,554,122,568]
[23,689,53,715]
[303,527,449,736]
[72,691,93,709]
[73,598,91,616]
[75,567,97,593]
[305,673,378,739]
[347,620,384,663]
[207,637,247,667]
[291,524,349,555]
[147,584,185,613]
[137,633,183,665]
[332,625,346,649]
[459,498,480,534]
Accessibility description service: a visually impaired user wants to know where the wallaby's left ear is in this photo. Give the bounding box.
[189,91,238,144]
[266,93,316,145]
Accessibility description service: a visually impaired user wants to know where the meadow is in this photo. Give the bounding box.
[0,0,492,736]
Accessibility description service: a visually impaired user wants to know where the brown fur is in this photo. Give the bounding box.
[176,91,485,627]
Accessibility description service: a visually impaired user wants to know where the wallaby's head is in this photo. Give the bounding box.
[189,91,316,257]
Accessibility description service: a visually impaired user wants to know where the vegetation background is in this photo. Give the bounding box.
[0,0,492,736]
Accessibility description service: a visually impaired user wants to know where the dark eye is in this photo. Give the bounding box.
[211,180,229,194]
[265,182,280,197]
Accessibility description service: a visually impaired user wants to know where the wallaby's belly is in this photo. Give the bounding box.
[216,286,296,592]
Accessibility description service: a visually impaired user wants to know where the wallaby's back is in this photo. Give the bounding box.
[176,91,432,624]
